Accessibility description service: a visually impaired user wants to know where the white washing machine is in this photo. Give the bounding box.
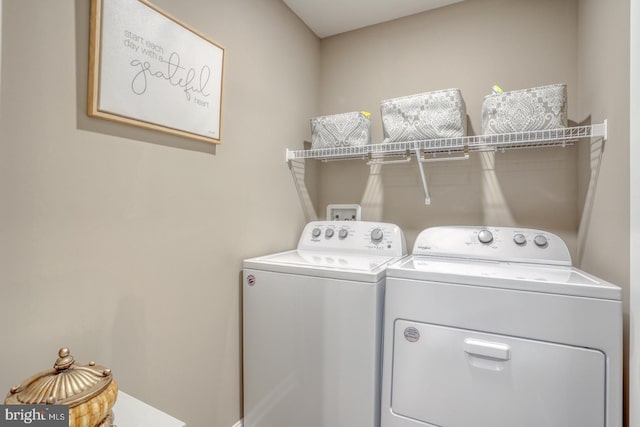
[381,226,622,427]
[243,221,407,427]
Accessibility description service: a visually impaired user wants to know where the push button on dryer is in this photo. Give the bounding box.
[513,233,527,246]
[534,235,548,247]
[478,229,493,244]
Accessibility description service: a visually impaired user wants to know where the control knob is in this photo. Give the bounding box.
[513,233,526,245]
[371,228,384,244]
[534,234,548,247]
[325,229,335,239]
[339,229,349,239]
[478,229,493,244]
[312,228,321,238]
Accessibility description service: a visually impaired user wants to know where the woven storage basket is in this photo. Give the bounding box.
[380,88,467,142]
[310,111,371,149]
[481,84,567,135]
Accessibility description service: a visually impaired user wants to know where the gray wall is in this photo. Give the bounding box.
[0,1,319,426]
[316,0,581,253]
[577,0,630,420]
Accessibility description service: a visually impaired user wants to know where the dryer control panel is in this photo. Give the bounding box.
[298,221,407,257]
[413,226,571,266]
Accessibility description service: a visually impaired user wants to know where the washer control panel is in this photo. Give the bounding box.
[413,226,571,266]
[298,221,407,257]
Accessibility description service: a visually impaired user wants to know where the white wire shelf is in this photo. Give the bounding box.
[285,122,607,162]
[286,121,607,206]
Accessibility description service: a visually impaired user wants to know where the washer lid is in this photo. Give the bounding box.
[387,256,621,300]
[244,250,400,282]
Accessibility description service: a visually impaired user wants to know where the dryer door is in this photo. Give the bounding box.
[391,320,605,427]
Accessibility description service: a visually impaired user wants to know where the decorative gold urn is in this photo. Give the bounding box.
[5,348,118,427]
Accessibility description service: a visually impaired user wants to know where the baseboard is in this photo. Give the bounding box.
[231,420,243,427]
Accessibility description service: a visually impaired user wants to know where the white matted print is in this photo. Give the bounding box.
[88,0,225,144]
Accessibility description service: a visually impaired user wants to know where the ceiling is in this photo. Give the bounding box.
[282,0,464,38]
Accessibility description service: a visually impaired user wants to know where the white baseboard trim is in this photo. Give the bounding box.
[231,420,243,427]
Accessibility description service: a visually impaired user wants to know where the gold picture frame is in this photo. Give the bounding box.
[88,0,225,144]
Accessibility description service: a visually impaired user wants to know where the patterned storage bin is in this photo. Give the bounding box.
[380,88,467,143]
[310,111,371,149]
[481,84,567,135]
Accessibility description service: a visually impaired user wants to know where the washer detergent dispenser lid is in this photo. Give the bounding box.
[392,226,621,300]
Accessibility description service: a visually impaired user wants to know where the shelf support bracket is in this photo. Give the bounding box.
[419,148,469,163]
[366,149,413,165]
[287,158,318,222]
[591,119,608,143]
[413,144,431,205]
[577,118,608,264]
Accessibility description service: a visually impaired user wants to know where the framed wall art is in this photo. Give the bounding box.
[88,0,225,144]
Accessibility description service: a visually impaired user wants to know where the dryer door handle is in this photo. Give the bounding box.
[464,338,511,361]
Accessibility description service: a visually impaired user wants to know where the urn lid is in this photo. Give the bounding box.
[5,348,113,407]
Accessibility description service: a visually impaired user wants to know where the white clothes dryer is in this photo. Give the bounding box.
[243,221,407,427]
[381,226,622,427]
